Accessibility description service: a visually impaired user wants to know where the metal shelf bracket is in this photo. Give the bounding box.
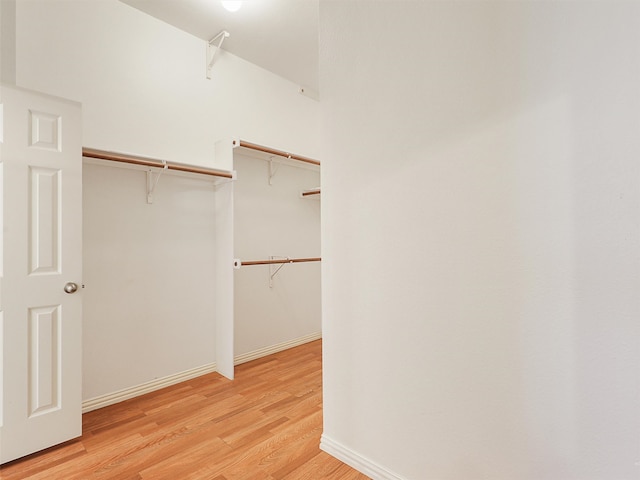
[146,160,168,204]
[269,256,290,288]
[268,157,280,186]
[206,31,230,79]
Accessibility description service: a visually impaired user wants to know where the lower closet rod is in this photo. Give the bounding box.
[240,257,321,266]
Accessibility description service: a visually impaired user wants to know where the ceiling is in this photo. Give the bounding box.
[121,0,319,93]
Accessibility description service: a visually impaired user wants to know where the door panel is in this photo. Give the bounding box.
[0,85,82,464]
[29,166,62,275]
[28,304,61,417]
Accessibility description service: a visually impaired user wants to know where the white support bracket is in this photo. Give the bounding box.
[207,30,230,79]
[268,156,279,186]
[269,256,290,288]
[146,161,168,204]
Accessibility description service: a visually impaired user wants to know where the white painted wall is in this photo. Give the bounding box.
[0,0,16,84]
[82,161,219,400]
[13,0,320,401]
[15,0,319,168]
[320,2,640,479]
[233,151,320,358]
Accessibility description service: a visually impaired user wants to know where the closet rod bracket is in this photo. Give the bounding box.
[206,30,230,79]
[268,157,280,186]
[269,256,290,288]
[146,161,168,204]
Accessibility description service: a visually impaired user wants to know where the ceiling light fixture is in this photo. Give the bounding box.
[221,0,242,12]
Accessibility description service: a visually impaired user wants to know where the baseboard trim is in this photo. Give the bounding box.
[82,362,218,413]
[234,332,322,366]
[82,333,322,413]
[320,434,407,480]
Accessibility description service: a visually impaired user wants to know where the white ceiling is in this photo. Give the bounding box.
[121,0,319,93]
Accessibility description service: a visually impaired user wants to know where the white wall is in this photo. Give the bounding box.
[0,0,16,84]
[13,0,320,400]
[233,151,321,358]
[320,2,640,479]
[82,162,218,400]
[15,0,319,168]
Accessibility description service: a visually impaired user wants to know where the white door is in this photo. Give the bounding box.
[0,85,83,464]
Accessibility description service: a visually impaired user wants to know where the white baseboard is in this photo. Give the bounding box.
[82,332,322,413]
[233,332,322,366]
[82,362,218,413]
[320,434,407,480]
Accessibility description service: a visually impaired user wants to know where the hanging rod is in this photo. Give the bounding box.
[233,140,320,167]
[301,188,321,197]
[82,147,235,179]
[238,257,321,267]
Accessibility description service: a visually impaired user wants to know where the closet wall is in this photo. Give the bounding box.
[82,162,219,401]
[233,151,321,360]
[320,2,640,478]
[14,1,319,169]
[12,0,320,403]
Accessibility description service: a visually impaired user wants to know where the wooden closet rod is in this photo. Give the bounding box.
[82,148,235,179]
[234,140,321,167]
[301,188,321,197]
[240,257,321,266]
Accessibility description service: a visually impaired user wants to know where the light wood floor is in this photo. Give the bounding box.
[0,340,369,480]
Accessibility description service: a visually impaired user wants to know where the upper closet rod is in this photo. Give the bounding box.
[240,257,321,266]
[82,147,235,179]
[234,140,321,167]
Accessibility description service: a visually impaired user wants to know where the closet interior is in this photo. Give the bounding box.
[81,139,320,411]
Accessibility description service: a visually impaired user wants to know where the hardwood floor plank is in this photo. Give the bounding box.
[213,414,324,478]
[138,436,231,480]
[0,340,370,479]
[0,441,87,480]
[280,451,346,479]
[219,416,290,449]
